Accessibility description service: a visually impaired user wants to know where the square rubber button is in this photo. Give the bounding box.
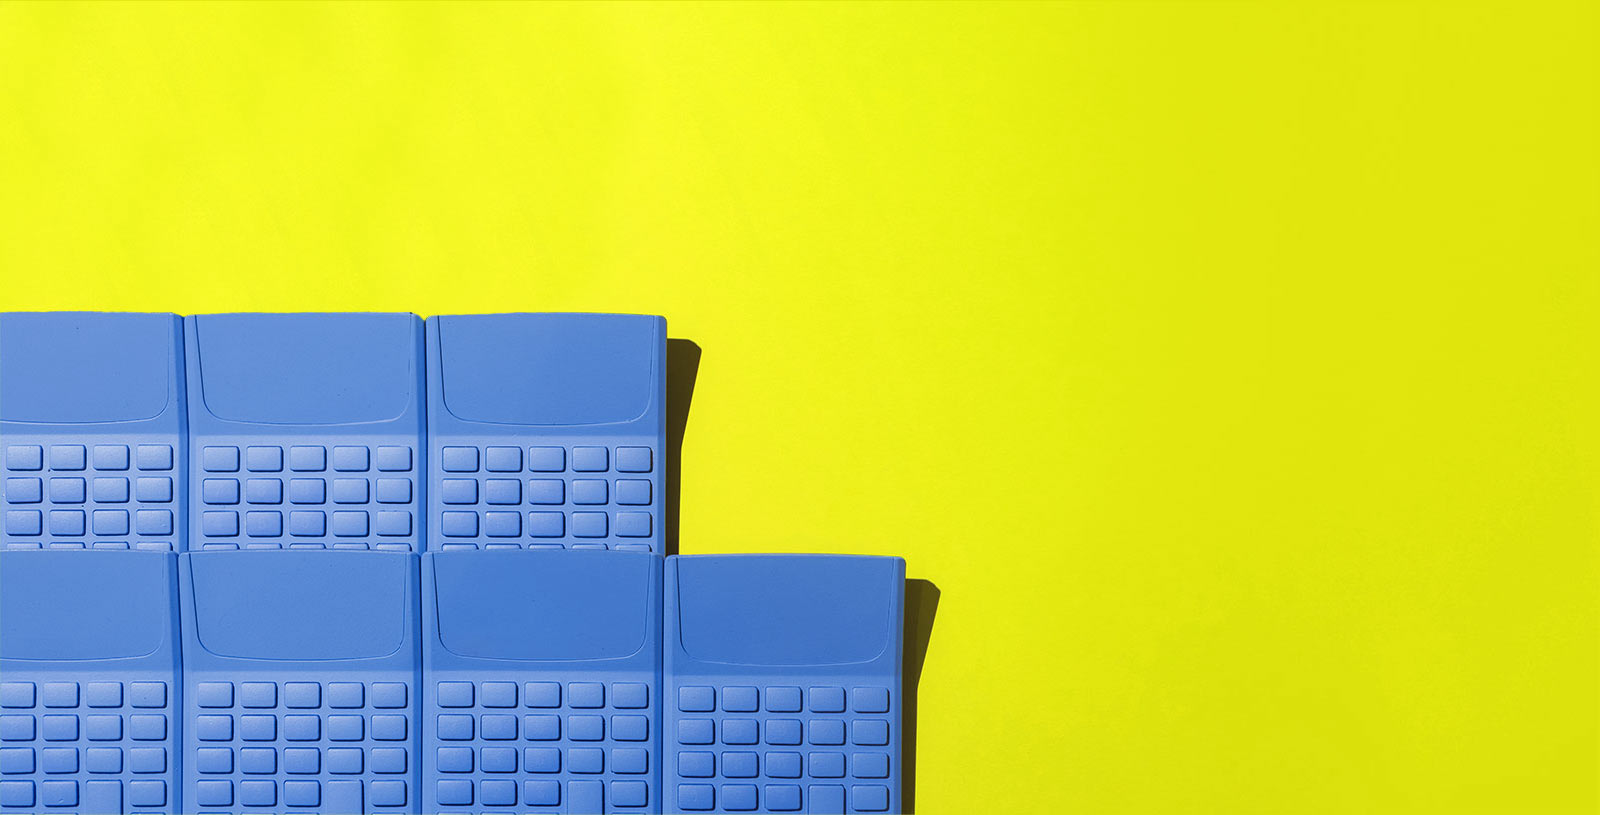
[202,446,239,472]
[287,479,325,504]
[485,446,522,472]
[244,446,283,472]
[761,687,801,713]
[375,446,411,471]
[615,511,652,537]
[437,682,473,708]
[615,479,651,505]
[92,445,129,471]
[571,479,607,504]
[135,445,172,471]
[678,686,714,712]
[49,445,86,471]
[91,477,128,503]
[483,479,521,504]
[527,511,563,537]
[527,479,563,504]
[6,446,43,471]
[441,447,479,472]
[571,446,608,472]
[523,682,560,708]
[375,478,411,503]
[245,479,282,505]
[523,748,560,774]
[616,446,652,472]
[612,683,648,709]
[523,779,559,805]
[441,511,478,537]
[331,446,369,472]
[288,511,326,536]
[5,478,42,504]
[679,784,714,811]
[440,479,477,504]
[288,446,326,472]
[528,447,564,472]
[571,511,607,537]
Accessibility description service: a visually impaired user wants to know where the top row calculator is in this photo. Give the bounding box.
[0,312,666,554]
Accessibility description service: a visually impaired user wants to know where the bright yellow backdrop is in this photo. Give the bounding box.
[2,2,1596,812]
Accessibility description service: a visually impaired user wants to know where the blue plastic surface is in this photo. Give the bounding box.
[0,550,182,814]
[665,556,903,814]
[425,314,665,553]
[422,550,662,813]
[184,314,425,553]
[1,313,187,553]
[179,550,421,814]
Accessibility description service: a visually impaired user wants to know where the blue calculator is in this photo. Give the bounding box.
[178,550,421,814]
[425,314,666,553]
[1,312,186,552]
[183,314,425,553]
[0,550,182,814]
[665,555,904,814]
[422,550,662,813]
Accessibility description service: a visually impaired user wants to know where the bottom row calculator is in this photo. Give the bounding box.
[0,549,904,814]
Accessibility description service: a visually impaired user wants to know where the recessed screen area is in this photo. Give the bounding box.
[0,551,170,661]
[433,551,652,660]
[188,552,409,660]
[0,312,172,423]
[437,313,658,426]
[194,313,416,424]
[676,556,897,666]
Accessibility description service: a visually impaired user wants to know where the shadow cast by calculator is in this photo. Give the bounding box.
[903,578,940,814]
[666,338,701,557]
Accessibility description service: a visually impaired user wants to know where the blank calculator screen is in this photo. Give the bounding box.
[187,552,409,660]
[433,551,652,660]
[0,312,173,424]
[436,313,656,426]
[675,555,897,666]
[0,551,169,660]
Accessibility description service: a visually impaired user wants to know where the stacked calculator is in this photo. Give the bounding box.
[0,311,905,814]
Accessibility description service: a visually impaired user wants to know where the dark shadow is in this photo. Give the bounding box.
[903,578,941,814]
[665,338,701,557]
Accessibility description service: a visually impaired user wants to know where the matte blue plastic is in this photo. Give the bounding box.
[0,313,187,553]
[422,550,663,813]
[179,551,421,814]
[0,550,182,814]
[184,314,424,553]
[665,556,903,814]
[425,314,665,554]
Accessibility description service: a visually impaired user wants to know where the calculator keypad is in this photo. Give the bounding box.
[195,444,418,553]
[0,679,175,813]
[673,685,892,812]
[432,445,659,553]
[187,680,412,812]
[431,680,654,811]
[3,443,177,552]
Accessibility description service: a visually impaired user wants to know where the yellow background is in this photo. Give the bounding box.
[2,2,1596,812]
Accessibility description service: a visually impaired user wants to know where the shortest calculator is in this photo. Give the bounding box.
[665,555,904,814]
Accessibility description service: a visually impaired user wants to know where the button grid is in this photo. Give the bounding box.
[0,679,175,813]
[430,679,654,811]
[195,444,418,553]
[432,445,658,552]
[187,680,412,812]
[2,444,177,552]
[673,685,892,812]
